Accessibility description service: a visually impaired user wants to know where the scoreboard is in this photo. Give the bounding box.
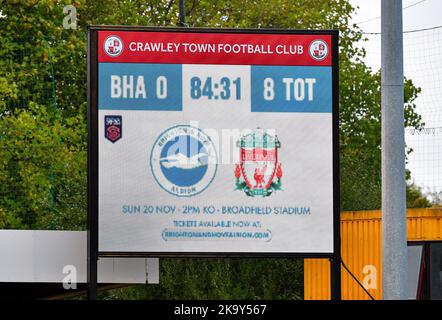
[88,27,339,256]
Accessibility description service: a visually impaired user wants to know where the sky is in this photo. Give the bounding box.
[349,0,442,195]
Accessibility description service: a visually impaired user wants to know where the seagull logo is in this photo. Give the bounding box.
[160,152,208,170]
[150,125,218,197]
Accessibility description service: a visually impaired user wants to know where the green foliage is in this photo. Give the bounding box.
[406,183,432,208]
[427,191,442,207]
[102,258,303,300]
[0,0,88,229]
[0,0,431,299]
[340,67,424,211]
[0,103,86,229]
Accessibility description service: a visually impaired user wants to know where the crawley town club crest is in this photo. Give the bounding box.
[235,129,282,197]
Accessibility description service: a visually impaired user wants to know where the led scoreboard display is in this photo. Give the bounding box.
[88,27,339,257]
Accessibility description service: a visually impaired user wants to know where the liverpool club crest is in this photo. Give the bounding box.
[234,129,282,197]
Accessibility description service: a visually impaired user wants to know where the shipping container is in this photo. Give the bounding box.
[304,208,442,300]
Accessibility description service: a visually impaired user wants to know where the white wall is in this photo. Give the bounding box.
[0,230,159,284]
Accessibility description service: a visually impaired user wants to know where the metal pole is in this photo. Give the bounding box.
[87,227,98,300]
[330,257,341,300]
[381,0,408,300]
[45,37,58,231]
[50,172,55,230]
[179,0,185,27]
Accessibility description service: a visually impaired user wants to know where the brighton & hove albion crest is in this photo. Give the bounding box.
[150,125,217,197]
[104,115,122,143]
[235,129,282,197]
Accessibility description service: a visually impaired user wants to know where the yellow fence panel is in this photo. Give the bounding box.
[304,208,442,300]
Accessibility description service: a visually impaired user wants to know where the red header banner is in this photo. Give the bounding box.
[98,30,332,66]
